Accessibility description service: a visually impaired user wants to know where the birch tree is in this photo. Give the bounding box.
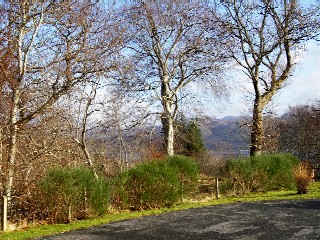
[0,1,121,206]
[70,84,101,179]
[121,1,225,156]
[215,0,320,156]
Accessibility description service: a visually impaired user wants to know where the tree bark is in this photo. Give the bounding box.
[250,101,264,156]
[161,75,174,156]
[125,3,225,157]
[0,128,3,196]
[79,139,99,180]
[216,1,314,157]
[161,115,174,156]
[6,88,20,203]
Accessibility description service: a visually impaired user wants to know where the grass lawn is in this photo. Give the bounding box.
[1,182,319,240]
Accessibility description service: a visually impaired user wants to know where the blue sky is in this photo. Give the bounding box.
[276,41,320,113]
[209,41,320,118]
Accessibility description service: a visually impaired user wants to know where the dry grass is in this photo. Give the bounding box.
[293,162,313,194]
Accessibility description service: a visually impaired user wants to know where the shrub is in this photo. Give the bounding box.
[293,162,313,194]
[113,161,179,210]
[40,167,110,223]
[112,155,199,210]
[252,153,300,190]
[225,153,299,195]
[166,155,199,193]
[225,157,259,195]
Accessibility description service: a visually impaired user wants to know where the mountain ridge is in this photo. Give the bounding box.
[198,116,250,152]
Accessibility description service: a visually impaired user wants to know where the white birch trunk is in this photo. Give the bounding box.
[166,118,174,156]
[4,2,44,204]
[6,89,20,202]
[161,75,175,156]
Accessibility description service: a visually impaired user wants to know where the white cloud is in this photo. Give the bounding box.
[275,41,320,115]
[210,41,320,118]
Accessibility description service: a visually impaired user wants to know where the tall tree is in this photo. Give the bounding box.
[120,1,225,155]
[0,1,121,205]
[215,0,320,156]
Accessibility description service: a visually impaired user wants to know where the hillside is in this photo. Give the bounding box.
[198,116,250,154]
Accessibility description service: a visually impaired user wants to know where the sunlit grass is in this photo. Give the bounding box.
[1,182,319,240]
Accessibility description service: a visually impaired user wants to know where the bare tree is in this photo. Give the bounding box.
[71,83,101,179]
[0,1,121,206]
[120,1,225,156]
[215,0,320,156]
[279,101,320,164]
[99,86,156,170]
[262,114,281,154]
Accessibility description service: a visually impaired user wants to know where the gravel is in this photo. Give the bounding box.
[35,200,320,240]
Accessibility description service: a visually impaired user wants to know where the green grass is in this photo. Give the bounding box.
[1,182,320,240]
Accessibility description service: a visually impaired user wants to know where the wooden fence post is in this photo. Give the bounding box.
[215,178,220,199]
[1,196,7,231]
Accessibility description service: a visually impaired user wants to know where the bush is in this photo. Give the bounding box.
[40,167,110,223]
[293,162,313,194]
[112,155,199,210]
[166,155,199,193]
[197,153,227,177]
[225,153,299,195]
[113,161,179,210]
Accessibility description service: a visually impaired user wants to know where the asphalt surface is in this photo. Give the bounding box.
[36,200,320,240]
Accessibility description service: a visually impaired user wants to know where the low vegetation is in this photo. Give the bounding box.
[1,182,319,240]
[112,155,199,210]
[40,167,111,223]
[1,153,319,240]
[223,153,300,195]
[293,162,314,194]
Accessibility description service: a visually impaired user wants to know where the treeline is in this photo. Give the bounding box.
[262,101,320,165]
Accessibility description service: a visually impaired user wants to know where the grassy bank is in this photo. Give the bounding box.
[1,182,320,240]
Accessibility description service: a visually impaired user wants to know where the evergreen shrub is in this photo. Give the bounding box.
[40,167,110,223]
[113,155,199,210]
[166,155,199,193]
[225,153,299,195]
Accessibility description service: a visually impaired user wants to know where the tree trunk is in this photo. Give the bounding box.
[161,75,175,156]
[81,141,99,180]
[162,116,174,156]
[0,128,3,196]
[250,101,264,156]
[6,89,20,203]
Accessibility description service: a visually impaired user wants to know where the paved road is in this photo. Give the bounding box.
[37,200,320,240]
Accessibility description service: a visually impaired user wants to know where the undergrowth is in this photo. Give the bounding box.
[1,182,319,240]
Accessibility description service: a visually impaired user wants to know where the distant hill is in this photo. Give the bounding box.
[95,115,251,156]
[198,116,250,153]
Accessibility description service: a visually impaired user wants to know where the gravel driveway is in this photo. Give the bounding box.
[36,200,320,240]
